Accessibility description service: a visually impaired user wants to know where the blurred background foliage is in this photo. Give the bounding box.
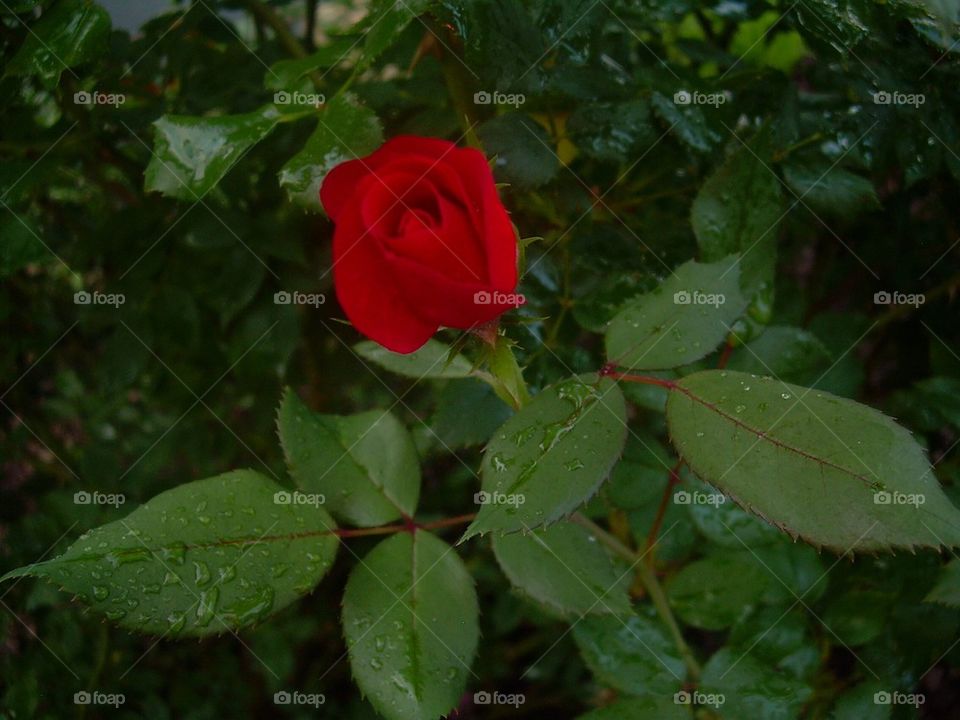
[2,0,960,717]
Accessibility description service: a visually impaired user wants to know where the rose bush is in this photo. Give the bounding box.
[4,1,960,719]
[321,136,521,352]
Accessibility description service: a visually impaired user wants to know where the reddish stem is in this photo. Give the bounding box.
[331,513,476,539]
[644,459,684,563]
[598,365,678,390]
[716,339,735,369]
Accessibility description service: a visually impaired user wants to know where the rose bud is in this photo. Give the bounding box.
[320,135,521,353]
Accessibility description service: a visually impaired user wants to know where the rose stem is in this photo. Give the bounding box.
[571,512,702,683]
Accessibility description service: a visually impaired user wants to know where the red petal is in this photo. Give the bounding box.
[332,206,437,353]
[320,157,370,221]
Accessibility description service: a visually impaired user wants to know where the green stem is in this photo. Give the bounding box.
[571,513,702,683]
[432,27,483,149]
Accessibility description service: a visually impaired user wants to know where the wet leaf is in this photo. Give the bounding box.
[492,520,632,616]
[606,256,748,370]
[5,0,110,88]
[279,93,382,211]
[342,531,478,720]
[145,106,280,200]
[277,389,420,527]
[1,470,338,637]
[462,374,627,539]
[666,370,960,552]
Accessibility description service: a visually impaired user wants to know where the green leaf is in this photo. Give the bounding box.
[477,113,560,188]
[568,100,655,163]
[691,147,784,294]
[264,36,358,90]
[667,551,776,630]
[729,607,814,670]
[0,470,338,637]
[5,0,110,89]
[572,612,686,695]
[829,681,890,720]
[278,93,383,211]
[277,389,420,527]
[727,326,833,385]
[925,558,960,607]
[145,106,280,200]
[342,531,478,720]
[355,0,432,71]
[685,478,782,548]
[782,162,880,218]
[492,520,632,616]
[700,648,813,719]
[651,92,721,154]
[355,339,477,379]
[462,374,627,539]
[605,256,748,370]
[430,379,513,449]
[576,697,693,720]
[665,370,960,552]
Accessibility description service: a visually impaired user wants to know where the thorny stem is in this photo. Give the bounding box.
[570,513,702,683]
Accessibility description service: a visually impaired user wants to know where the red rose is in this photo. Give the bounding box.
[320,135,521,353]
